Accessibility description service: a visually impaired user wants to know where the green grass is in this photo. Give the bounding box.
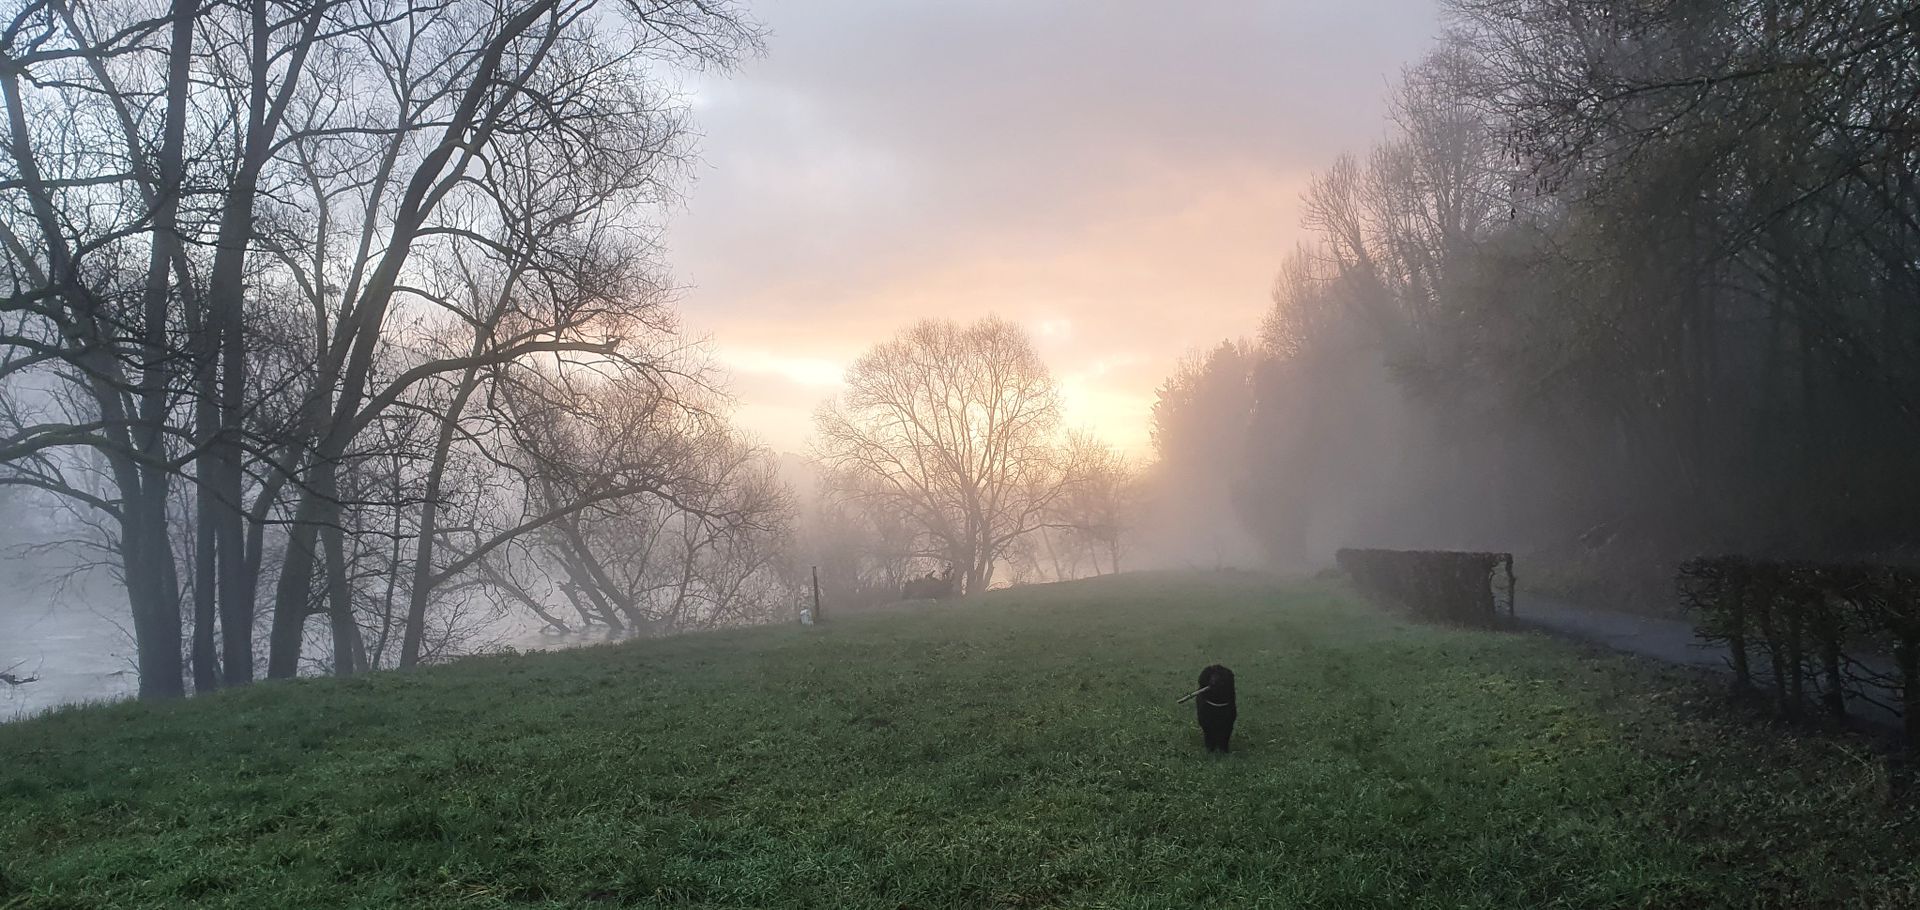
[3,571,1918,908]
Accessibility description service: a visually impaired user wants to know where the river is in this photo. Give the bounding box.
[0,557,643,723]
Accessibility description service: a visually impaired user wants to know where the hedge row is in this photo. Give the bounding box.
[1336,548,1515,628]
[1678,556,1920,747]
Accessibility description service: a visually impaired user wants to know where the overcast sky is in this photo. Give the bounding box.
[666,0,1441,456]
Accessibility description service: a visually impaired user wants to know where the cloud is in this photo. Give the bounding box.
[669,0,1440,455]
[717,347,845,389]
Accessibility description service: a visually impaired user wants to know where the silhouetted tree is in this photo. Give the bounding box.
[815,317,1083,595]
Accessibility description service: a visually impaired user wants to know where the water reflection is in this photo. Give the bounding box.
[0,564,139,721]
[501,623,641,654]
[0,572,642,722]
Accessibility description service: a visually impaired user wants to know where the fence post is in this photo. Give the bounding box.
[811,565,823,624]
[1503,554,1517,619]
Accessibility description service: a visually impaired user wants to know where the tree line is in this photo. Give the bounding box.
[0,0,790,699]
[1152,0,1920,604]
[1,0,1129,708]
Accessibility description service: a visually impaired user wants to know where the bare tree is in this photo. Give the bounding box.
[815,317,1080,595]
[1044,434,1135,577]
[262,0,758,678]
[0,0,761,696]
[476,366,793,640]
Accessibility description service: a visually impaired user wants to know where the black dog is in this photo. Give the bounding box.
[1194,664,1237,753]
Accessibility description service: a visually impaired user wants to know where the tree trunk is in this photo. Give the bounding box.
[210,0,338,684]
[122,476,185,699]
[371,466,407,667]
[323,512,364,676]
[189,319,220,693]
[962,544,988,597]
[268,467,332,678]
[228,468,283,685]
[192,473,219,693]
[399,368,483,668]
[1039,527,1065,581]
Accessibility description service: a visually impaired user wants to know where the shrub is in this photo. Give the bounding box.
[1336,548,1515,628]
[1678,556,1920,749]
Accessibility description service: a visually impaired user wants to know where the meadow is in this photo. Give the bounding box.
[3,571,1916,908]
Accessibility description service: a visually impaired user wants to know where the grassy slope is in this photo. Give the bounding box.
[2,571,1917,909]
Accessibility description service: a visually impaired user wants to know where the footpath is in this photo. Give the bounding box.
[1515,596,1724,670]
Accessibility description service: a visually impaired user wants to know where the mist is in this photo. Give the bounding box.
[2,0,1913,706]
[0,0,1454,713]
[5,0,1920,904]
[1139,5,1920,611]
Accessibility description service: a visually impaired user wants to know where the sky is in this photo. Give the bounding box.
[665,0,1441,457]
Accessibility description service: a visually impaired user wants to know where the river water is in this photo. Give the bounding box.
[0,560,139,721]
[0,558,642,723]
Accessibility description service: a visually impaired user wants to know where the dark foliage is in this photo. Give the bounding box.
[901,566,958,601]
[1679,556,1920,749]
[1152,0,1920,607]
[1337,548,1515,628]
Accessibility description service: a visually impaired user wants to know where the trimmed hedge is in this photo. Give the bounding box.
[1336,548,1515,628]
[1678,556,1920,748]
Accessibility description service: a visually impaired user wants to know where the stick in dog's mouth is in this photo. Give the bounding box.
[1175,685,1211,704]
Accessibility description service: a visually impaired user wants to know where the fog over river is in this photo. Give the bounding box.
[0,546,633,722]
[0,577,137,721]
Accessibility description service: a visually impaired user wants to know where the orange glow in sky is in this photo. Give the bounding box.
[665,0,1439,457]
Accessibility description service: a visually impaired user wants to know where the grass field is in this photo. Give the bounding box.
[3,571,1918,908]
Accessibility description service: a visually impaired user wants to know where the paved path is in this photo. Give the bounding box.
[1514,596,1730,671]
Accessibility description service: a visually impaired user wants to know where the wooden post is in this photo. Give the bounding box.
[811,566,822,623]
[1503,554,1517,620]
